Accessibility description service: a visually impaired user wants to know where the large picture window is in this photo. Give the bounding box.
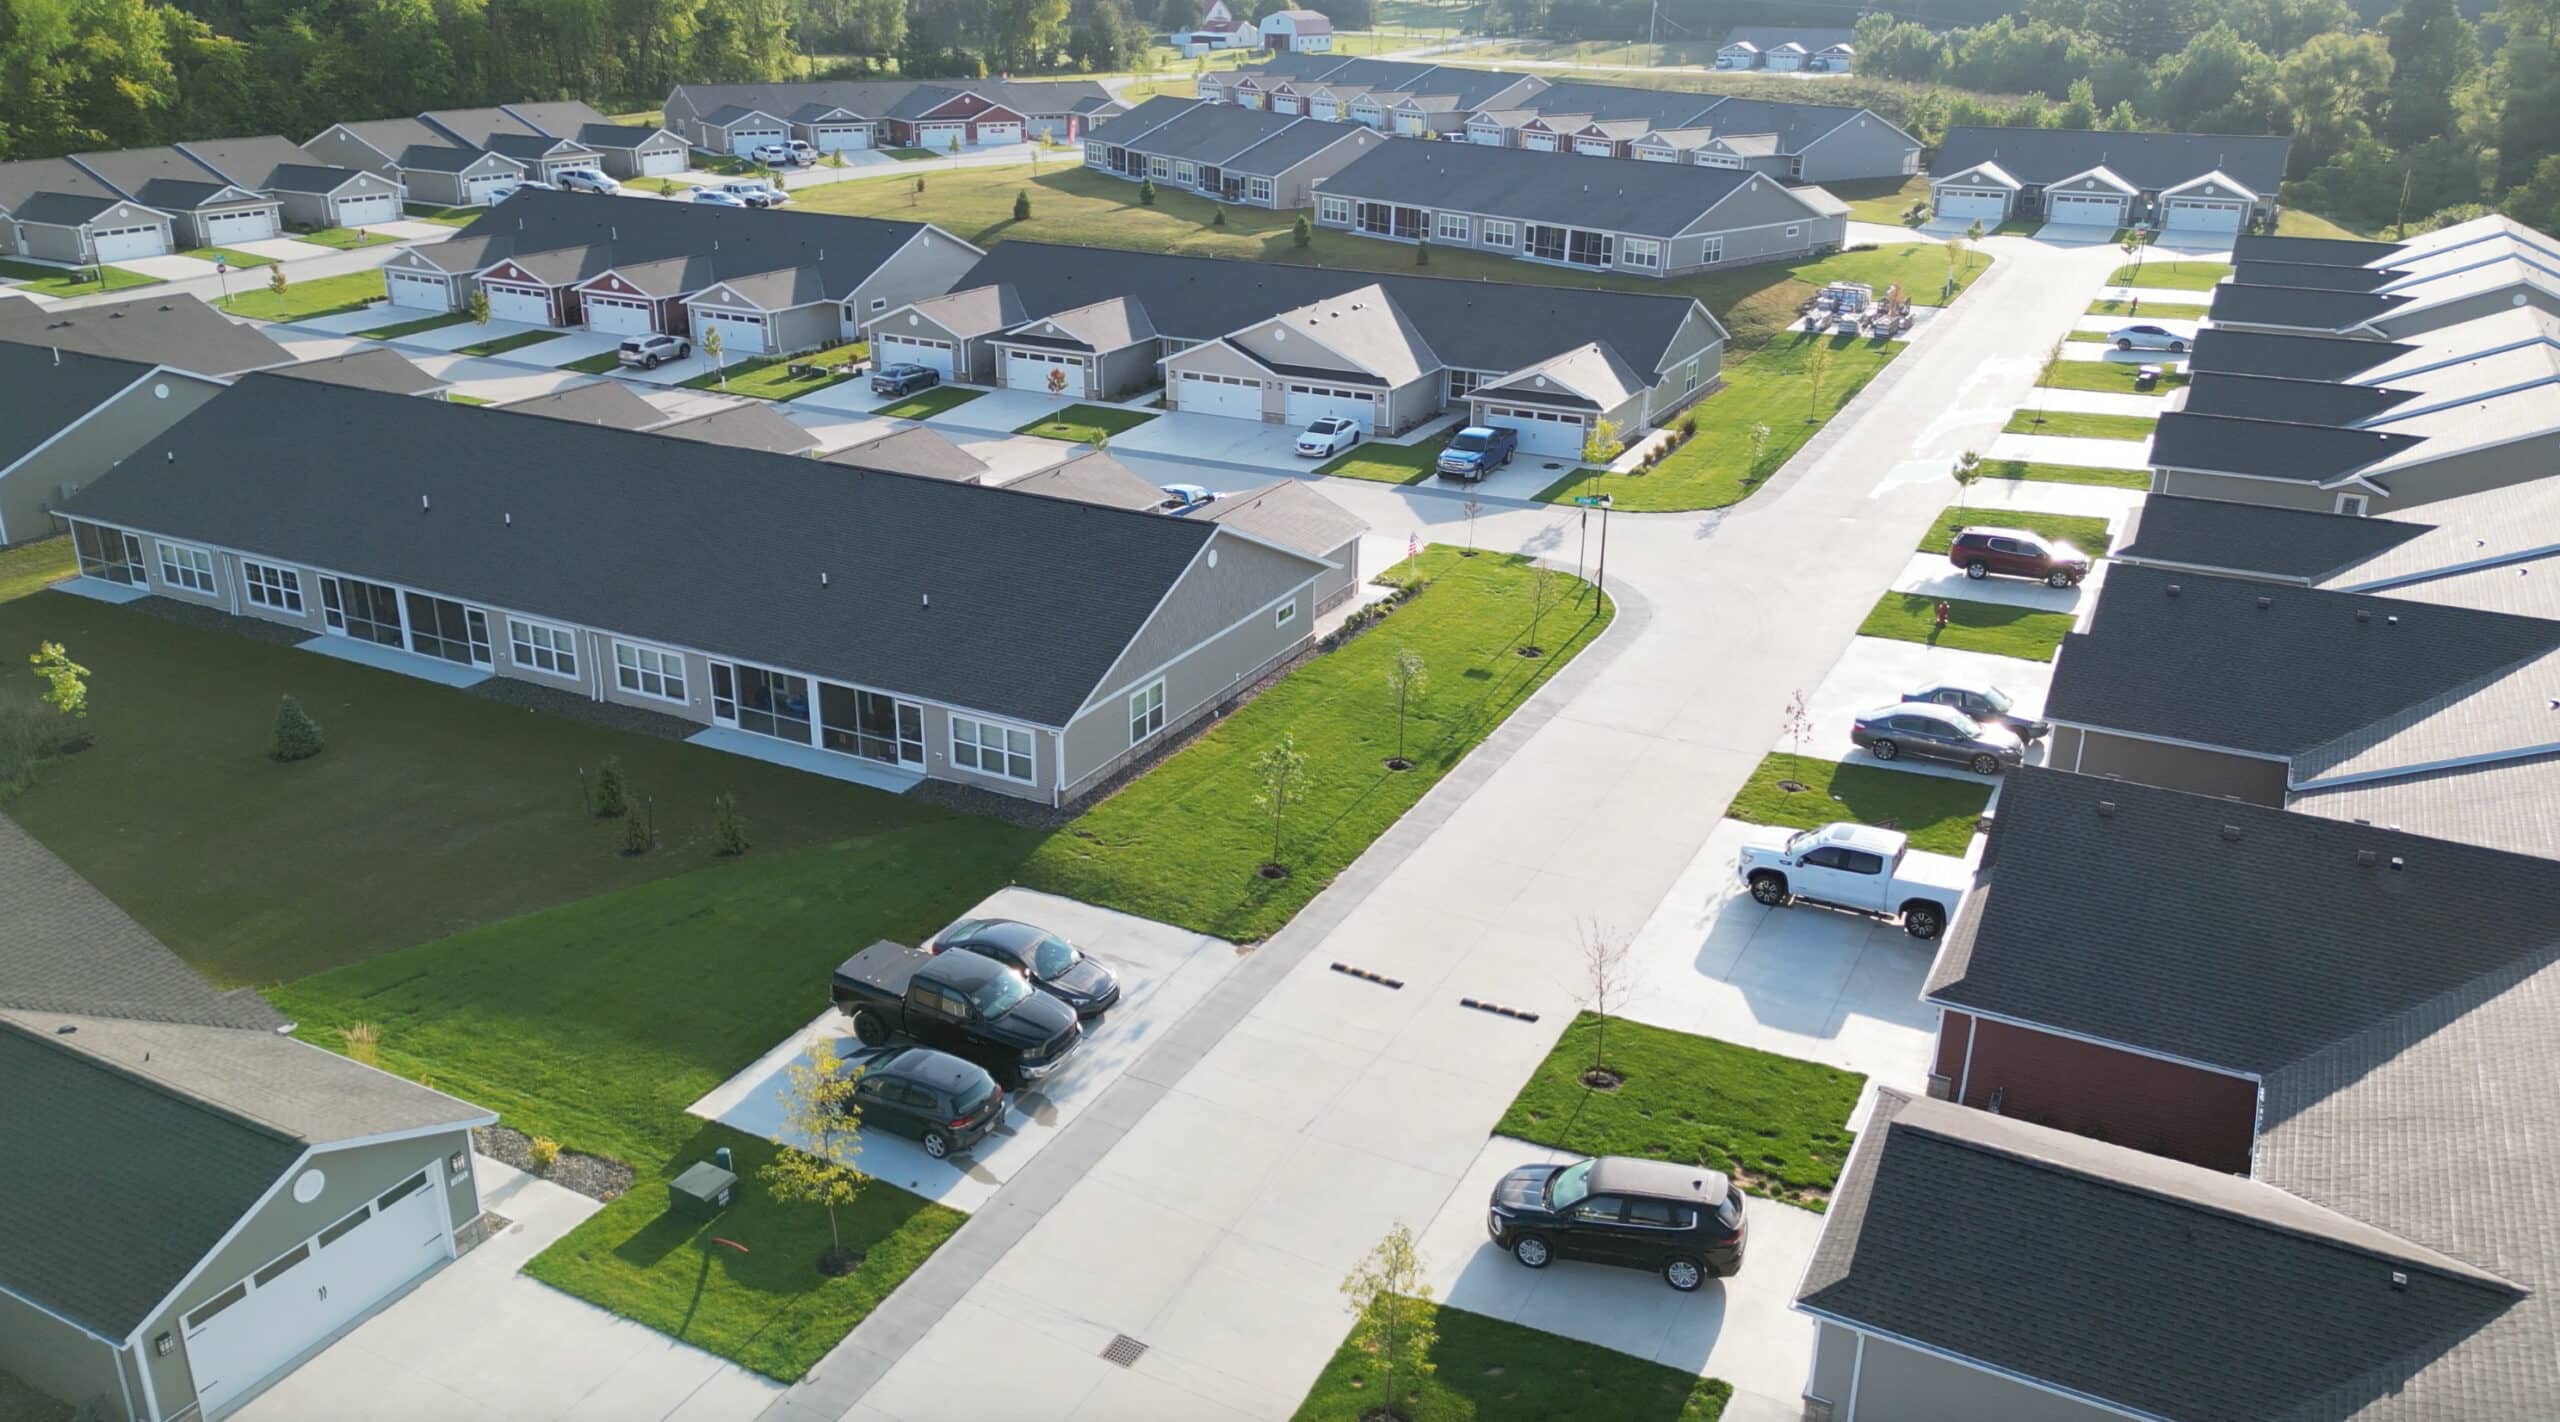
[1249,177,1275,203]
[1434,212,1470,242]
[1621,237,1661,270]
[158,541,217,595]
[951,716,1035,783]
[1318,195,1351,224]
[1482,220,1517,247]
[508,617,578,677]
[405,593,491,667]
[614,641,687,703]
[1130,681,1166,744]
[243,561,303,613]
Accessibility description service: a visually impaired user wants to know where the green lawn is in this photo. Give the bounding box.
[2277,208,2375,240]
[1857,592,2077,663]
[0,537,72,605]
[2086,297,2208,320]
[1724,754,1991,857]
[1833,173,1930,225]
[2106,260,2229,290]
[1497,1013,1865,1209]
[873,385,983,420]
[2064,330,2110,343]
[217,269,387,321]
[1020,548,1611,942]
[883,147,939,160]
[1981,458,2150,490]
[1536,334,1899,511]
[2038,359,2185,394]
[1919,505,2115,558]
[1999,409,2157,441]
[523,1124,965,1383]
[445,394,491,406]
[1291,1301,1732,1422]
[362,311,471,340]
[0,259,161,297]
[685,342,870,399]
[1315,440,1443,485]
[1014,403,1159,442]
[294,226,401,250]
[402,203,482,226]
[180,246,275,269]
[454,330,566,358]
[561,350,626,374]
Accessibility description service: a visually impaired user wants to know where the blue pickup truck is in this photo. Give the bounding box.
[1436,425,1518,481]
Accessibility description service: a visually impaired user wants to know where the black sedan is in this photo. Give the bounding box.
[1851,702,2026,775]
[1906,679,2049,742]
[1487,1155,1745,1290]
[870,362,941,397]
[843,1046,1004,1160]
[932,917,1121,1019]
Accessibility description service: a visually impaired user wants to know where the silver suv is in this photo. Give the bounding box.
[615,333,691,369]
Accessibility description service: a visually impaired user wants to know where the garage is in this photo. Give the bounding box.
[977,122,1024,146]
[90,223,168,262]
[694,308,771,354]
[1484,404,1586,458]
[1522,133,1559,152]
[182,1167,450,1420]
[2046,193,2128,227]
[463,173,514,204]
[814,126,872,152]
[1283,383,1376,432]
[728,127,786,158]
[482,284,553,326]
[335,193,399,228]
[1005,349,1086,395]
[1178,372,1263,421]
[586,295,655,336]
[640,148,687,175]
[1933,187,2009,223]
[875,335,954,379]
[201,208,278,245]
[385,271,450,310]
[2164,197,2247,238]
[918,122,967,150]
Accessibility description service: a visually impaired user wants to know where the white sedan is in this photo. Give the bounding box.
[2110,323,2190,353]
[1296,416,1362,458]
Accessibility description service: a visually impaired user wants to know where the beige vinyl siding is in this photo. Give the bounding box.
[0,1294,132,1422]
[838,232,982,343]
[2,375,223,547]
[1831,1330,2127,1422]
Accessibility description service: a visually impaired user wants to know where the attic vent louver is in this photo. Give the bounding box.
[2096,799,2116,817]
[2221,824,2243,842]
[2391,1271,2409,1290]
[2355,849,2378,867]
[2356,609,2371,622]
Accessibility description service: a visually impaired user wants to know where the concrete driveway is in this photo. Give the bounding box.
[1790,634,2057,773]
[2039,388,2173,418]
[502,330,624,368]
[2073,315,2199,342]
[689,889,1239,1213]
[2034,221,2121,245]
[118,252,222,281]
[1111,410,1318,471]
[230,236,343,262]
[387,316,555,353]
[1889,550,2109,612]
[1985,431,2154,469]
[918,386,1076,437]
[238,1158,780,1422]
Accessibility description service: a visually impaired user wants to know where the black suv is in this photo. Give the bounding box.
[843,1046,1004,1160]
[1487,1155,1745,1291]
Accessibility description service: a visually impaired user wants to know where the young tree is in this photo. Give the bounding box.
[1138,176,1157,205]
[266,265,287,305]
[465,287,491,325]
[1952,447,1983,506]
[1211,204,1227,227]
[1523,562,1560,657]
[713,791,750,856]
[1414,236,1430,265]
[1577,922,1632,1084]
[1580,416,1624,467]
[1806,340,1834,425]
[2035,335,2065,420]
[1944,234,1966,287]
[1780,687,1814,788]
[1253,732,1308,872]
[1746,421,1773,482]
[1384,648,1426,768]
[1460,493,1484,555]
[623,796,657,855]
[592,756,628,818]
[27,642,88,720]
[270,694,324,761]
[1339,1223,1436,1422]
[760,1037,870,1271]
[1013,188,1032,220]
[1292,212,1312,247]
[2119,230,2147,278]
[703,324,727,390]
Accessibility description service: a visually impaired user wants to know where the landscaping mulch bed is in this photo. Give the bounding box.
[475,1125,634,1203]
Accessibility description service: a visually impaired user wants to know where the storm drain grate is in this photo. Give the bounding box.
[1102,1334,1150,1368]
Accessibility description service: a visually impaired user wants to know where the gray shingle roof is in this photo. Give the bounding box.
[8,191,125,226]
[1220,117,1372,176]
[2210,282,2408,333]
[2148,411,2420,483]
[1197,479,1365,557]
[2233,259,2409,293]
[903,283,1026,339]
[263,162,370,195]
[0,293,293,378]
[273,347,446,396]
[1315,137,1768,238]
[999,450,1165,511]
[0,343,151,473]
[485,132,588,165]
[576,122,676,149]
[654,401,819,454]
[176,135,337,191]
[2234,233,2407,268]
[62,377,1319,726]
[67,146,233,204]
[129,178,256,211]
[420,106,542,150]
[1934,126,2290,197]
[309,117,446,162]
[2115,494,2430,583]
[2174,372,2419,425]
[0,157,120,213]
[2188,328,2411,381]
[827,425,988,481]
[497,380,667,426]
[395,143,510,174]
[502,101,615,139]
[450,188,945,306]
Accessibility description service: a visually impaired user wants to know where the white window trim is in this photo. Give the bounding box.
[1274,601,1299,628]
[1482,219,1517,247]
[868,296,887,311]
[157,539,217,595]
[1702,234,1725,264]
[2334,493,2370,516]
[1248,176,1275,203]
[1784,224,1802,239]
[1317,195,1351,224]
[1130,679,1167,745]
[1622,237,1662,269]
[1434,212,1470,242]
[1148,155,1170,179]
[242,559,303,613]
[508,616,581,680]
[950,714,1037,784]
[613,639,689,704]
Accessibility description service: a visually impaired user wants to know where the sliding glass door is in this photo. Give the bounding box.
[318,576,404,648]
[819,685,925,767]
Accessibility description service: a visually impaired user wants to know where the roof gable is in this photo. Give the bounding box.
[1934,125,2290,196]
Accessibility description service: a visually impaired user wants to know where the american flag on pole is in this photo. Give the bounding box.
[1407,531,1421,561]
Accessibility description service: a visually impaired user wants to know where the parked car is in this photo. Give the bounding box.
[691,187,747,207]
[1946,525,2091,588]
[555,168,621,194]
[2111,323,2188,353]
[831,940,1083,1087]
[750,143,809,167]
[484,181,527,204]
[615,333,692,370]
[1734,822,1966,939]
[1906,680,2049,742]
[1158,484,1217,515]
[871,361,941,396]
[718,179,786,207]
[931,917,1121,1019]
[1296,416,1362,458]
[841,1046,1004,1160]
[1487,1155,1746,1291]
[1436,425,1518,480]
[1850,702,2025,776]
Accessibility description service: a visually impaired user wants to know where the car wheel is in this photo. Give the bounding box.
[2169,340,2187,352]
[1512,1235,1553,1269]
[1871,739,1900,761]
[850,1008,891,1046]
[2117,338,2134,351]
[1663,1257,1706,1292]
[2046,569,2074,589]
[1904,903,1947,940]
[679,343,691,358]
[1748,872,1789,907]
[921,1129,952,1160]
[643,354,660,370]
[1970,753,2002,776]
[1965,561,1988,579]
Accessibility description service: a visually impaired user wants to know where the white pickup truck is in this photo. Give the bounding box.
[1735,822,1968,940]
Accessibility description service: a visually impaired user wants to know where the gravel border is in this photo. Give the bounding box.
[474,1125,635,1203]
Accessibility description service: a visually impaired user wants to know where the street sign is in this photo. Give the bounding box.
[1571,494,1612,508]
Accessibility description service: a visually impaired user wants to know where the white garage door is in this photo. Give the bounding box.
[977,122,1023,146]
[815,127,872,152]
[464,173,512,204]
[1284,383,1376,432]
[876,335,953,379]
[335,193,398,227]
[183,1168,450,1421]
[202,208,277,245]
[1934,188,2008,222]
[1486,405,1585,457]
[586,295,654,336]
[2046,193,2126,226]
[919,123,966,149]
[385,271,448,310]
[483,285,551,325]
[1523,133,1558,152]
[1178,372,1263,421]
[640,149,687,175]
[729,128,785,157]
[1005,350,1085,395]
[91,224,167,262]
[694,308,770,353]
[2165,198,2247,237]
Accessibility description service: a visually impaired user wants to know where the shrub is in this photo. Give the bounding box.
[1211,204,1227,227]
[622,796,656,855]
[592,756,627,817]
[1292,213,1312,247]
[1013,188,1031,221]
[1414,237,1430,266]
[713,791,750,856]
[527,1136,561,1171]
[342,1021,381,1066]
[269,694,324,762]
[0,694,72,798]
[1138,177,1157,206]
[1679,413,1698,440]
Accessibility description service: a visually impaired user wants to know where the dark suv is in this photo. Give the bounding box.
[1947,526,2091,588]
[1487,1155,1745,1291]
[843,1046,1004,1160]
[870,362,941,397]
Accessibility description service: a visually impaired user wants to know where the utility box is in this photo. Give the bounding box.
[670,1161,738,1221]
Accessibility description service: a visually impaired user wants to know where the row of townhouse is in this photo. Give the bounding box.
[661,79,1119,158]
[1081,97,1381,209]
[1930,125,2292,239]
[1713,27,1857,71]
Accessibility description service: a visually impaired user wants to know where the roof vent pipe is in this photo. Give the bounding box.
[821,572,830,586]
[2256,596,2272,609]
[2096,800,2116,817]
[2221,824,2243,842]
[2391,856,2405,870]
[421,493,431,512]
[2166,582,2181,596]
[504,512,512,526]
[921,593,930,608]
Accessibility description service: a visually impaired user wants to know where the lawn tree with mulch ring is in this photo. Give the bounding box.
[1254,731,1309,878]
[761,1036,870,1275]
[1577,926,1632,1089]
[1384,649,1426,771]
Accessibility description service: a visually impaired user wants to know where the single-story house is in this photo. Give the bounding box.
[173,136,404,230]
[1208,56,1548,119]
[692,105,797,159]
[497,380,668,427]
[870,284,1029,385]
[877,86,1033,151]
[665,80,1114,151]
[3,191,174,265]
[1198,480,1366,610]
[1715,39,1760,68]
[1721,28,1856,69]
[788,103,878,153]
[1164,284,1446,435]
[1931,125,2290,236]
[0,342,229,545]
[1313,138,1846,277]
[825,425,989,482]
[0,292,295,379]
[573,122,690,179]
[270,347,447,397]
[988,297,1159,401]
[1086,97,1382,208]
[56,375,1334,806]
[654,401,820,455]
[0,158,131,259]
[0,815,494,1422]
[421,106,601,183]
[301,119,522,207]
[65,147,285,248]
[1259,8,1333,52]
[1000,450,1168,512]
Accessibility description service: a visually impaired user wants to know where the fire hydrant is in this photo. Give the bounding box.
[1935,600,1952,630]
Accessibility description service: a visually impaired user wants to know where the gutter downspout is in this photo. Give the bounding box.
[113,1339,136,1422]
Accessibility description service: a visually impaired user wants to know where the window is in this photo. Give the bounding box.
[73,524,145,584]
[158,540,217,595]
[951,715,1035,783]
[615,641,687,703]
[1084,141,1104,163]
[327,577,404,647]
[1435,211,1470,242]
[1318,195,1351,224]
[1173,160,1196,185]
[1130,681,1166,743]
[1448,369,1483,397]
[317,1206,373,1248]
[1526,224,1566,261]
[375,1171,430,1209]
[1275,601,1298,628]
[1621,237,1661,270]
[2335,493,2370,516]
[1249,176,1274,203]
[1147,155,1169,178]
[1789,156,1804,177]
[1566,229,1614,267]
[1701,235,1724,265]
[1784,224,1802,239]
[253,1244,311,1288]
[508,617,578,677]
[1683,356,1703,393]
[732,665,811,742]
[1481,219,1516,247]
[820,684,922,764]
[405,593,490,667]
[242,561,303,613]
[869,296,887,312]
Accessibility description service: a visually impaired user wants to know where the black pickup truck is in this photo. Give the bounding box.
[831,941,1083,1088]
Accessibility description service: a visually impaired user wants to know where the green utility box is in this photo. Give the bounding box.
[670,1161,738,1220]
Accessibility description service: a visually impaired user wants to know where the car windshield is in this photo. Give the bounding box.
[1547,1159,1596,1209]
[970,972,1030,1018]
[1028,934,1077,979]
[1981,686,2013,713]
[1450,432,1488,451]
[1785,828,1822,854]
[619,340,643,353]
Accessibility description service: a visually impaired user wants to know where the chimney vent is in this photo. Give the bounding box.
[2356,609,2371,622]
[2391,1271,2409,1290]
[2390,856,2405,871]
[420,493,431,512]
[2256,596,2272,610]
[2386,614,2400,625]
[921,592,930,608]
[2221,824,2243,842]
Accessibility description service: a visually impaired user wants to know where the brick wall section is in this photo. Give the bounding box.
[1935,1010,2260,1173]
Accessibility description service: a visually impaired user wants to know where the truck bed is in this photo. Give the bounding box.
[832,940,927,1002]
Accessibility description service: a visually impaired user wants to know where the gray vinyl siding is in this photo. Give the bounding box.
[598,640,717,725]
[1833,1331,2124,1422]
[1081,534,1317,719]
[19,223,91,264]
[1309,535,1359,609]
[2047,724,2291,806]
[1265,139,1372,208]
[1655,306,1728,392]
[2378,285,2560,335]
[0,1294,132,1421]
[838,233,980,342]
[2,375,223,547]
[768,301,841,355]
[1383,374,1441,432]
[922,702,1058,799]
[272,187,339,228]
[1807,1321,1858,1407]
[597,135,687,179]
[1099,342,1158,398]
[873,309,996,382]
[1666,210,1843,272]
[320,171,406,225]
[1793,113,1920,180]
[300,128,399,181]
